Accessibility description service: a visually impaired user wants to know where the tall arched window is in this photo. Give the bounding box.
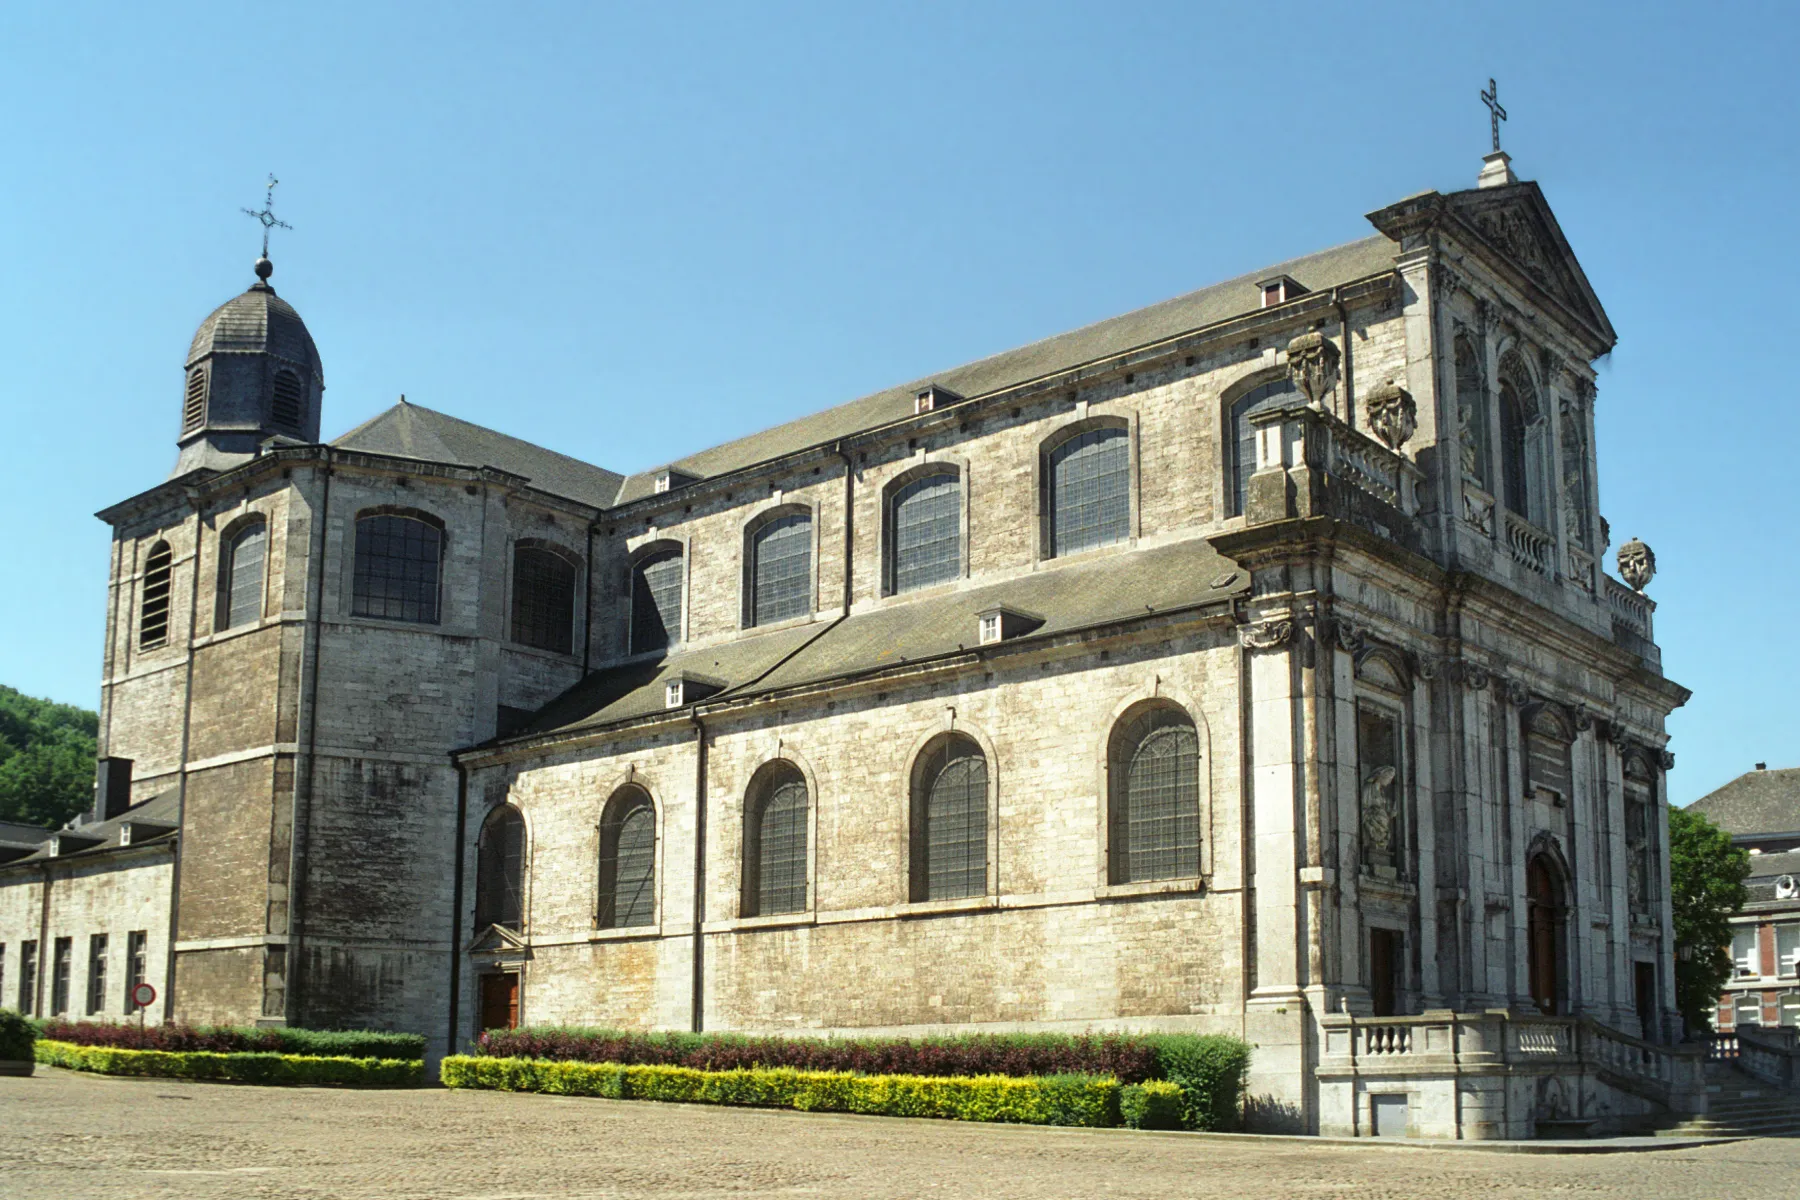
[888,471,961,594]
[630,545,683,653]
[910,734,987,901]
[270,369,304,435]
[747,511,812,627]
[743,763,808,916]
[1108,705,1201,884]
[1230,378,1300,516]
[138,542,173,650]
[598,787,656,928]
[1047,425,1130,557]
[182,367,208,434]
[1454,335,1491,490]
[217,520,267,631]
[510,542,576,654]
[352,512,443,624]
[475,805,525,931]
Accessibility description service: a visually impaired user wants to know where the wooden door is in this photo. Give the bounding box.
[480,974,518,1031]
[1370,929,1399,1016]
[1634,962,1657,1041]
[1527,857,1561,1016]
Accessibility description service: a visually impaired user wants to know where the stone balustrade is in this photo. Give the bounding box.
[1734,1026,1800,1091]
[1244,405,1423,548]
[1503,511,1553,576]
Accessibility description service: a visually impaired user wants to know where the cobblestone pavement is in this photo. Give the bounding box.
[3,1068,1796,1200]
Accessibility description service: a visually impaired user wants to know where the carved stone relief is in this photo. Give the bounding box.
[1618,538,1656,592]
[1238,619,1295,651]
[1361,765,1398,866]
[1285,332,1340,408]
[1364,383,1418,451]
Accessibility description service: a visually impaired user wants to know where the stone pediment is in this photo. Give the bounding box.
[467,923,531,958]
[1367,183,1616,356]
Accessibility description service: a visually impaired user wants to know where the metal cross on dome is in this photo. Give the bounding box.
[242,173,293,258]
[1480,78,1508,154]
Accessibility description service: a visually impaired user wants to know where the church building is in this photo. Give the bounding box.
[0,146,1694,1137]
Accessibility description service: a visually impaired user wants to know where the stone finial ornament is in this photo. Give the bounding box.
[1285,332,1340,408]
[1364,383,1418,451]
[1617,537,1656,592]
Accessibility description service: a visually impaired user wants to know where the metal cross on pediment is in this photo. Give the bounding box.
[242,173,293,258]
[1480,79,1508,153]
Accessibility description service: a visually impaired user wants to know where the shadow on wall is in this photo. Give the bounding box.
[1242,1093,1306,1134]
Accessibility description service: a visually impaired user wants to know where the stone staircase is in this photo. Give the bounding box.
[1655,1062,1800,1138]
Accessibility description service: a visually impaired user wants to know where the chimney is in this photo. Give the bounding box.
[91,757,133,824]
[1757,762,1768,771]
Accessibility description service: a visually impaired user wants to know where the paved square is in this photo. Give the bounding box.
[2,1067,1795,1199]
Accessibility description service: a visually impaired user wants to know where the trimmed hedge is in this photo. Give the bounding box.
[1154,1036,1250,1131]
[0,1009,35,1062]
[1121,1081,1185,1130]
[443,1056,1121,1127]
[36,1040,424,1086]
[37,1020,424,1061]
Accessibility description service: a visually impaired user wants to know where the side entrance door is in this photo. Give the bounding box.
[480,973,519,1031]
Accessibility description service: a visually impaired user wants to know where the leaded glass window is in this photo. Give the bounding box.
[1048,427,1130,557]
[1499,376,1532,520]
[476,806,525,931]
[599,789,656,928]
[219,521,267,631]
[745,765,808,915]
[889,472,961,594]
[510,544,576,654]
[138,542,173,649]
[1454,335,1491,490]
[353,514,443,624]
[1108,706,1200,884]
[1231,378,1300,516]
[749,512,812,627]
[911,735,987,901]
[631,547,683,653]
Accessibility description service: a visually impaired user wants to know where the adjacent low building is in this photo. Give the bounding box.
[1689,766,1800,1030]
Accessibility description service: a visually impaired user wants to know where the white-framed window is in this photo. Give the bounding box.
[1736,991,1764,1028]
[1778,924,1800,978]
[1732,927,1761,979]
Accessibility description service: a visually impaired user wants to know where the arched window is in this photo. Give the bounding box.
[1047,425,1130,557]
[352,512,443,624]
[630,546,683,653]
[1559,401,1591,549]
[1525,707,1573,806]
[182,367,208,434]
[747,511,812,627]
[271,369,304,435]
[475,805,525,931]
[510,543,576,654]
[1108,705,1201,884]
[910,734,987,901]
[743,763,808,916]
[1454,335,1490,490]
[217,520,267,631]
[1498,365,1535,522]
[138,542,173,650]
[598,787,656,928]
[888,471,961,594]
[1230,378,1300,516]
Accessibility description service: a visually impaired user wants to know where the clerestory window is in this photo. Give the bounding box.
[747,511,812,627]
[218,520,267,631]
[1107,704,1201,884]
[352,512,444,625]
[510,543,577,654]
[888,471,962,594]
[630,546,683,653]
[1046,425,1130,557]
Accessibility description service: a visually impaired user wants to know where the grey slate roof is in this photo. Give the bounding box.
[0,788,179,869]
[612,234,1400,504]
[1689,768,1800,837]
[332,401,626,510]
[187,282,323,377]
[518,534,1247,742]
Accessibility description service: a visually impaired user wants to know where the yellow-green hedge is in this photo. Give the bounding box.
[36,1039,423,1086]
[442,1055,1121,1126]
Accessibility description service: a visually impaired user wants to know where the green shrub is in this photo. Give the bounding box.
[1144,1035,1250,1130]
[38,1021,424,1061]
[0,1009,36,1061]
[35,1039,423,1086]
[442,1056,1122,1127]
[272,1029,425,1061]
[1120,1080,1185,1130]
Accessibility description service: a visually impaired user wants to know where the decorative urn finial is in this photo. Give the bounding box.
[1285,332,1340,408]
[254,256,274,282]
[1364,382,1417,451]
[1617,537,1656,592]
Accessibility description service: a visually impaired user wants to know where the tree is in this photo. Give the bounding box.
[0,684,98,829]
[1669,805,1750,1033]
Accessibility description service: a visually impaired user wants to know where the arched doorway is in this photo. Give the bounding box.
[1526,855,1565,1015]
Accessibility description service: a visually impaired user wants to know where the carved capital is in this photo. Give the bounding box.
[1364,382,1418,451]
[1322,616,1366,655]
[1504,679,1531,707]
[1451,661,1490,690]
[1285,331,1340,408]
[1238,619,1295,651]
[1571,703,1594,732]
[1413,654,1442,682]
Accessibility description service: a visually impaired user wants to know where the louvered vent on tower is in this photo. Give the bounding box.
[271,369,303,435]
[182,366,208,433]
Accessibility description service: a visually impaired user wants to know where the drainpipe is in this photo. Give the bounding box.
[688,709,708,1032]
[1332,287,1355,425]
[289,451,334,1025]
[447,760,470,1053]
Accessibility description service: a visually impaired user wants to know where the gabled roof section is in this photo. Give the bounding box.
[0,788,180,870]
[333,401,625,510]
[612,234,1401,504]
[507,534,1248,745]
[1367,181,1616,356]
[1690,767,1800,838]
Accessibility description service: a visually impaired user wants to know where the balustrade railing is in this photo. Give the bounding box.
[1605,576,1653,640]
[1734,1027,1800,1090]
[1503,511,1553,576]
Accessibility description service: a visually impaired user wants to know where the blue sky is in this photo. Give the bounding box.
[1,2,1792,803]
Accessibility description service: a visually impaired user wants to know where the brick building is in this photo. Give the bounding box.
[1689,766,1800,1030]
[0,148,1694,1136]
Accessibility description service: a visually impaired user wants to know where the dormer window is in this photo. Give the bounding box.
[915,384,963,415]
[654,468,700,494]
[1259,276,1309,307]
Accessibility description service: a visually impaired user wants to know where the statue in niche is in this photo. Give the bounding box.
[1361,765,1398,871]
[1627,838,1649,909]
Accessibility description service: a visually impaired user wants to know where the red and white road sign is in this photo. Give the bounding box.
[130,982,157,1010]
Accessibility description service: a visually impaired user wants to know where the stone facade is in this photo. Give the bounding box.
[0,160,1691,1136]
